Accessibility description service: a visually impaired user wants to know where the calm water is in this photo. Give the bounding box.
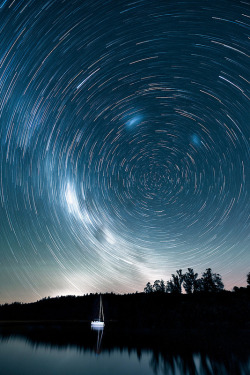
[0,325,249,375]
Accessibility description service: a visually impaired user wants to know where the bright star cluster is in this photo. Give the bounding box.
[0,0,249,303]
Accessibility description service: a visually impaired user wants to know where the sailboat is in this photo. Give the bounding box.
[91,295,105,328]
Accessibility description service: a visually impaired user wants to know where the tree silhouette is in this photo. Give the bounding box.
[166,279,175,294]
[144,282,153,293]
[247,272,250,286]
[183,268,198,294]
[159,279,166,293]
[166,270,184,294]
[233,286,240,292]
[153,280,162,292]
[201,268,224,292]
[193,278,204,292]
[143,267,225,294]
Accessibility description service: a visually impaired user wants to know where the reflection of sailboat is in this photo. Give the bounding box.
[91,295,105,328]
[94,326,104,354]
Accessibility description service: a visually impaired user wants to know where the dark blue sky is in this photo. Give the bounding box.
[0,0,249,303]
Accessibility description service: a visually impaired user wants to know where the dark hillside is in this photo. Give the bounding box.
[0,289,249,331]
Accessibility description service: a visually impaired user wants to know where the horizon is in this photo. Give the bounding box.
[0,0,249,305]
[1,267,249,305]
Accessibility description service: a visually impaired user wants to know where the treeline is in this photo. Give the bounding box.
[0,273,249,328]
[144,268,250,294]
[0,288,249,331]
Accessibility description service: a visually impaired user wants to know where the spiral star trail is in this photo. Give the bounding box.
[0,0,249,303]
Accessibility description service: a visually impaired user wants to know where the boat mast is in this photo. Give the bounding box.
[99,295,104,321]
[101,297,104,321]
[99,296,101,321]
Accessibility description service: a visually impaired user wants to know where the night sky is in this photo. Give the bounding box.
[0,0,249,303]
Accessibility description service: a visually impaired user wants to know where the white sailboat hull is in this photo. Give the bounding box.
[91,321,105,328]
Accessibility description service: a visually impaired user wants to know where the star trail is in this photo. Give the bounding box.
[0,0,249,303]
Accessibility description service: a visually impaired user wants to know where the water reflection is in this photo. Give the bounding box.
[91,325,104,354]
[0,324,249,375]
[149,351,250,375]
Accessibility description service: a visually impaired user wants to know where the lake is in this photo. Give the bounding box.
[0,323,249,375]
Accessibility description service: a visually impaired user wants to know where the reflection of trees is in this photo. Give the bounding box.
[149,350,160,374]
[148,351,250,375]
[151,352,198,375]
[1,325,249,375]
